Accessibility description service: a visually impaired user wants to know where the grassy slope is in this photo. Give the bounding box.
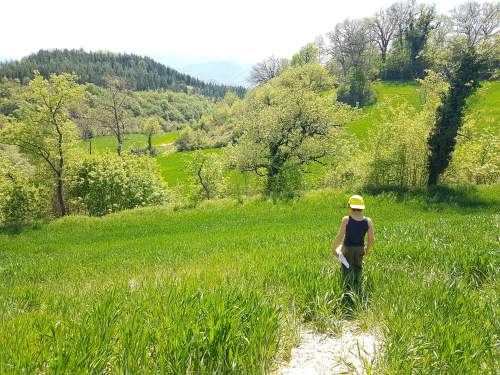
[1,187,498,373]
[347,81,421,141]
[464,81,500,134]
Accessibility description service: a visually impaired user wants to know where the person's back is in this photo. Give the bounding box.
[344,216,369,247]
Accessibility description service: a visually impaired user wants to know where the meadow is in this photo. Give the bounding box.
[1,186,498,373]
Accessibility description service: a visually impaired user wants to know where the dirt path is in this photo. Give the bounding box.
[276,324,380,375]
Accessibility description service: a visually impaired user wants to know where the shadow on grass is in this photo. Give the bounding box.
[0,222,42,236]
[361,185,500,211]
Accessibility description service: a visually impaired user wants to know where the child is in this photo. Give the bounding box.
[331,195,374,290]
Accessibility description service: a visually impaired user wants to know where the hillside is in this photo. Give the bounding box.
[1,187,498,373]
[0,49,246,98]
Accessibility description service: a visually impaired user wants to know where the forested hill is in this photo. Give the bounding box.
[0,49,246,98]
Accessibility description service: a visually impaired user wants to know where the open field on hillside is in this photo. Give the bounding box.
[1,186,498,373]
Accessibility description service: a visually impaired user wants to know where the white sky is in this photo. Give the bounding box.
[0,0,479,65]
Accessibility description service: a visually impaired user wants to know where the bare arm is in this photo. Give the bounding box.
[364,218,375,255]
[332,217,348,258]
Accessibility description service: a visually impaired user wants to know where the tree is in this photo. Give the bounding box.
[427,47,484,185]
[0,72,85,216]
[187,152,228,201]
[451,1,499,47]
[406,3,438,77]
[290,44,319,67]
[142,116,162,155]
[233,65,355,197]
[369,4,399,63]
[337,66,376,107]
[327,18,373,76]
[86,77,133,156]
[249,56,289,86]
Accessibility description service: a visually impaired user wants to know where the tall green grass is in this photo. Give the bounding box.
[1,186,498,373]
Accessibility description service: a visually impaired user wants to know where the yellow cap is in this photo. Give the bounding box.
[348,195,365,209]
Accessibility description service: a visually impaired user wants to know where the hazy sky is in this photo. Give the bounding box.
[0,0,479,65]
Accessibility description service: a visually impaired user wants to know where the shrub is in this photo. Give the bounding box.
[442,121,499,185]
[0,157,45,226]
[337,67,376,107]
[187,152,228,202]
[67,153,169,216]
[364,71,448,187]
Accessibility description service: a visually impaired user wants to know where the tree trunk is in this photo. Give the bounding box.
[56,175,66,216]
[148,134,153,155]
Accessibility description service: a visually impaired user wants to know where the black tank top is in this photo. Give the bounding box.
[344,216,369,246]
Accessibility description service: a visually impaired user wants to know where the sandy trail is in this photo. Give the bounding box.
[276,324,380,375]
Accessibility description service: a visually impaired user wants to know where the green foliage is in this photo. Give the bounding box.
[274,63,336,94]
[364,71,448,187]
[0,78,22,116]
[337,67,376,107]
[443,119,499,185]
[0,49,245,98]
[233,64,355,197]
[131,89,213,125]
[0,72,85,216]
[428,49,485,185]
[175,127,209,152]
[175,91,242,151]
[0,156,45,226]
[66,153,169,216]
[142,116,162,155]
[187,152,228,202]
[290,44,319,67]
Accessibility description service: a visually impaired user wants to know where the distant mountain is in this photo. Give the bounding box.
[0,49,246,98]
[181,61,252,87]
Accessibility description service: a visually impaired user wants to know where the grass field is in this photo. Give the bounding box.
[346,81,421,141]
[1,186,499,373]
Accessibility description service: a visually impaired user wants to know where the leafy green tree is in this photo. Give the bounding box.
[0,72,85,216]
[142,116,162,155]
[233,65,354,197]
[187,152,228,201]
[0,152,45,226]
[364,70,448,187]
[290,44,319,67]
[406,3,438,78]
[442,117,499,185]
[427,47,484,185]
[337,66,375,107]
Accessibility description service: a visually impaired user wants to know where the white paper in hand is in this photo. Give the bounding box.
[336,245,350,269]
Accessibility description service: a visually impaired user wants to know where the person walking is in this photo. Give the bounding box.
[331,195,375,293]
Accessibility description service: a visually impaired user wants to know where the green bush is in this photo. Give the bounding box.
[0,182,43,226]
[337,67,376,107]
[67,153,169,216]
[0,157,45,226]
